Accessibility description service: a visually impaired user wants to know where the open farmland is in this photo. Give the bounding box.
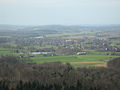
[30,55,118,67]
[0,25,120,68]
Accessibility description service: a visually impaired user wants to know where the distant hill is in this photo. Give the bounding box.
[0,24,120,31]
[0,24,120,37]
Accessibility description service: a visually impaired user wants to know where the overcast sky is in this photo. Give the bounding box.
[0,0,120,25]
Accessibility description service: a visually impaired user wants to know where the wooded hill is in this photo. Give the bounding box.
[0,56,120,90]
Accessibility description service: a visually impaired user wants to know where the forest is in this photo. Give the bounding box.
[0,56,120,90]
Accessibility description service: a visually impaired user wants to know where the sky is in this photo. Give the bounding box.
[0,0,120,25]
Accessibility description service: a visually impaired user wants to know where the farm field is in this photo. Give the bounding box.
[30,55,118,67]
[0,48,13,55]
[0,47,119,67]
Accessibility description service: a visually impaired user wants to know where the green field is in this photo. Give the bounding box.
[30,55,119,67]
[0,47,119,67]
[0,48,19,56]
[86,50,120,55]
[111,41,120,44]
[0,48,13,55]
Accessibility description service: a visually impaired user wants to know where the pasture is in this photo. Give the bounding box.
[30,55,119,67]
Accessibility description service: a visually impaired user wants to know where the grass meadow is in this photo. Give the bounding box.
[30,55,119,67]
